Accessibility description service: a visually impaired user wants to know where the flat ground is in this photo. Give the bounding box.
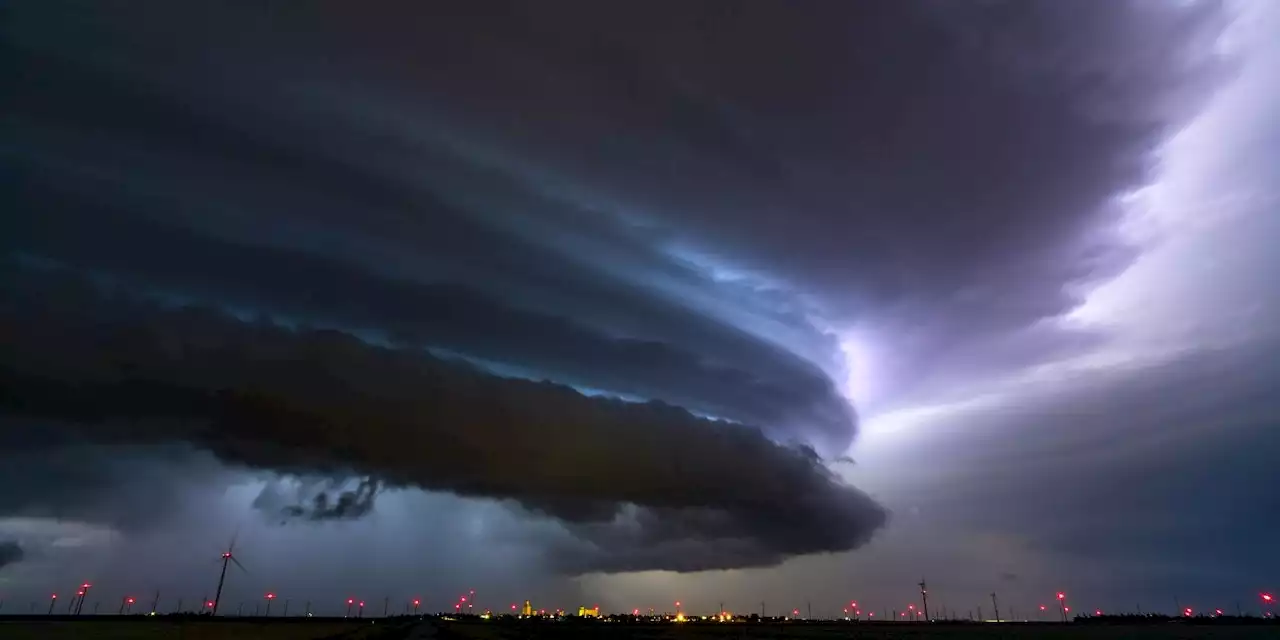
[0,617,397,640]
[1,618,1276,640]
[439,619,1280,640]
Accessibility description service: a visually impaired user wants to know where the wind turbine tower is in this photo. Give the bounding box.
[212,534,247,616]
[918,579,929,621]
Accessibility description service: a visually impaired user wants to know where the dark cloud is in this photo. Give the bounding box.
[0,420,228,530]
[253,477,381,523]
[0,540,23,571]
[3,201,854,453]
[1,0,1227,423]
[0,265,887,573]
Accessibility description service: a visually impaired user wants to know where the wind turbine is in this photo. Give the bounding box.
[212,532,248,616]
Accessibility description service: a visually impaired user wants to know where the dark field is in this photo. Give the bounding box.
[1,617,1277,640]
[0,617,394,640]
[439,619,1280,640]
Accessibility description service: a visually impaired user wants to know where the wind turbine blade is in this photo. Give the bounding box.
[228,525,240,553]
[230,556,249,573]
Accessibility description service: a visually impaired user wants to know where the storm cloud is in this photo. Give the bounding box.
[0,265,886,573]
[0,540,23,571]
[0,0,1259,611]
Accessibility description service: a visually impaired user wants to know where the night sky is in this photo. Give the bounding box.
[3,0,1278,620]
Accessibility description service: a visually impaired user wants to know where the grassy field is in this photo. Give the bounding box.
[439,619,1280,640]
[0,617,387,640]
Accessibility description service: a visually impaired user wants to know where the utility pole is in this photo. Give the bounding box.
[918,579,929,621]
[990,593,1000,623]
[760,601,765,618]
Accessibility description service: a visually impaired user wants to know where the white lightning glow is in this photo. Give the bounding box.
[838,336,873,404]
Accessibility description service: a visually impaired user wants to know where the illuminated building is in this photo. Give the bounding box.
[522,600,533,616]
[578,605,599,618]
